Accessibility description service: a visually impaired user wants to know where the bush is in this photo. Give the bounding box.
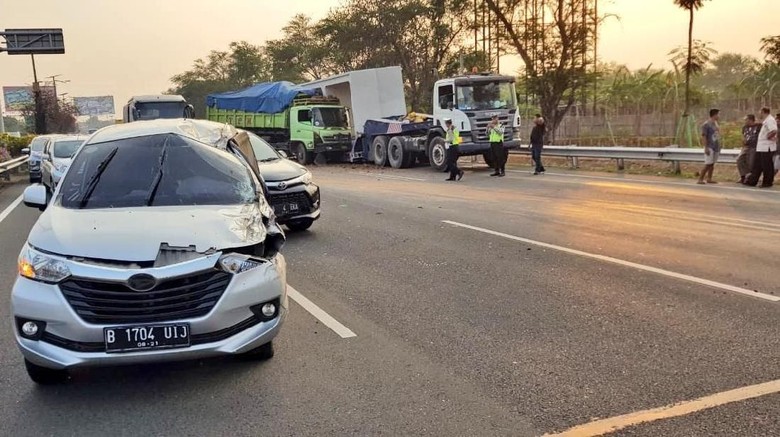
[0,134,37,157]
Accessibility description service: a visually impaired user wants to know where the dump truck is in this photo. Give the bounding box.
[303,66,522,171]
[122,95,194,123]
[205,82,353,164]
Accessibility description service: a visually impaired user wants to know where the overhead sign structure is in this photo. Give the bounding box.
[74,96,116,116]
[0,28,65,55]
[3,86,55,112]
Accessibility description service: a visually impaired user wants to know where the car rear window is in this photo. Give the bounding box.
[58,133,257,209]
[53,140,84,158]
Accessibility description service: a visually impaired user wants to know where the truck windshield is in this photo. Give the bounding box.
[135,102,187,120]
[456,82,517,111]
[313,107,348,128]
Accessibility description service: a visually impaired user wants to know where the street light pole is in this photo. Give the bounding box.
[31,54,46,134]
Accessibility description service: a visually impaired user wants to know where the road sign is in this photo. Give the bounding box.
[74,96,116,116]
[0,29,65,55]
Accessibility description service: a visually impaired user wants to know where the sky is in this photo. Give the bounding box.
[0,0,774,116]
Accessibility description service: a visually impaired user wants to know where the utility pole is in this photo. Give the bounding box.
[46,74,69,109]
[31,54,46,134]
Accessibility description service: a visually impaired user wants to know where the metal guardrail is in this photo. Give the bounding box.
[0,156,29,176]
[509,145,740,170]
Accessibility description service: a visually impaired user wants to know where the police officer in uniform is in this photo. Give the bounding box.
[487,115,506,176]
[444,119,464,181]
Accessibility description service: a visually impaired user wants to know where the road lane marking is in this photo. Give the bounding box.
[287,285,357,338]
[0,194,23,225]
[545,378,780,436]
[358,173,427,182]
[443,220,780,302]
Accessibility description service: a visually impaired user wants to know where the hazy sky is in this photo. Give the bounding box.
[0,0,773,115]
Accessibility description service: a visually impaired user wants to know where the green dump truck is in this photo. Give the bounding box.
[206,82,353,164]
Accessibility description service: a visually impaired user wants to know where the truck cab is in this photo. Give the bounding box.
[432,74,521,154]
[122,95,194,123]
[287,97,352,164]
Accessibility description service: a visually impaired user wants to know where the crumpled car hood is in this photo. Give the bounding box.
[29,203,270,262]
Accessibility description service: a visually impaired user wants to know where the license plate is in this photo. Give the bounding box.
[274,202,300,215]
[104,323,190,353]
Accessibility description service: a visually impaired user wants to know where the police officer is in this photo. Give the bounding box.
[487,115,506,176]
[444,119,464,181]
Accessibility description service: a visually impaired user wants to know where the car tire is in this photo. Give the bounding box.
[428,137,448,172]
[25,359,69,385]
[240,341,275,361]
[483,152,496,168]
[295,143,314,165]
[286,219,314,232]
[372,136,389,167]
[387,137,405,169]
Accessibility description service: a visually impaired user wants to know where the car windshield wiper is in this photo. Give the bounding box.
[78,147,119,209]
[145,142,169,206]
[258,157,279,162]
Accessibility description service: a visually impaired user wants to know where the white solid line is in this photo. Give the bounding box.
[0,194,24,225]
[443,220,780,302]
[287,285,357,338]
[545,378,780,436]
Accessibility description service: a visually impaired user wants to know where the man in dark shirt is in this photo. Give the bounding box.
[737,114,760,184]
[530,116,546,175]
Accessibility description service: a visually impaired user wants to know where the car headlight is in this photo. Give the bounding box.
[18,245,71,283]
[218,253,266,274]
[286,170,312,186]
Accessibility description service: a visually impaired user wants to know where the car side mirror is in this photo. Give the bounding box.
[278,150,289,159]
[23,184,48,211]
[21,148,30,155]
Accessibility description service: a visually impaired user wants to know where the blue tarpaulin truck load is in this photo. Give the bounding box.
[206,82,353,164]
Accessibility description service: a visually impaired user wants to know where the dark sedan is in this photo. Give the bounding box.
[246,131,321,231]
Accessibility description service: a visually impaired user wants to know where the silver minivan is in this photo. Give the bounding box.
[13,120,288,384]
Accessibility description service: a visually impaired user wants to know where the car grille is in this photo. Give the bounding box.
[268,192,313,214]
[59,270,231,324]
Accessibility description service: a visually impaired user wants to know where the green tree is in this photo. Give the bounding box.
[701,53,759,96]
[2,116,26,134]
[266,14,335,82]
[760,35,780,65]
[672,0,708,117]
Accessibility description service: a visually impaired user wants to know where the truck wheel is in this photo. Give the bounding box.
[387,137,405,169]
[428,137,448,172]
[372,136,389,167]
[294,143,314,165]
[483,152,496,168]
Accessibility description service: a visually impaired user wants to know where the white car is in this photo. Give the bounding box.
[40,135,88,191]
[14,119,287,384]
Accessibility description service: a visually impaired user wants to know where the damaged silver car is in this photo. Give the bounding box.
[13,119,287,384]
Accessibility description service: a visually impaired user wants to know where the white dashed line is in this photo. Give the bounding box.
[0,194,23,225]
[443,220,780,302]
[287,285,357,338]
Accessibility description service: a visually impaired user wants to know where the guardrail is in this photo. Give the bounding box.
[0,156,29,178]
[509,145,739,171]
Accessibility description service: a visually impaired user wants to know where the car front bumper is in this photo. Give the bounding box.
[12,253,288,370]
[267,183,321,224]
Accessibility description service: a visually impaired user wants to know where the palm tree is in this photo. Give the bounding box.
[673,0,706,116]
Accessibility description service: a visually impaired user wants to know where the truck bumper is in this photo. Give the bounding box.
[314,142,351,154]
[457,140,521,155]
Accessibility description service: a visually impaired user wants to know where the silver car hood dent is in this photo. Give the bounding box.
[29,203,269,262]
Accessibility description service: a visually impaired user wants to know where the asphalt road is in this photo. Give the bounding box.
[0,164,778,436]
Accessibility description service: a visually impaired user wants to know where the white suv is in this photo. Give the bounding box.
[14,120,288,384]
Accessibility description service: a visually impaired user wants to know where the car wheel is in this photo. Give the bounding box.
[295,143,313,165]
[372,136,389,167]
[428,137,448,172]
[240,341,275,361]
[387,137,405,169]
[286,219,314,232]
[25,359,69,385]
[483,152,496,168]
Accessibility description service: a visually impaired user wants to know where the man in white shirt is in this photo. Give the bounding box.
[746,107,778,188]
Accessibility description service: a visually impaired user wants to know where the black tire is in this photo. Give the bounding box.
[387,137,405,169]
[294,143,314,165]
[428,137,448,172]
[372,136,389,167]
[483,152,496,168]
[25,359,68,385]
[286,219,314,232]
[401,150,416,168]
[240,341,275,361]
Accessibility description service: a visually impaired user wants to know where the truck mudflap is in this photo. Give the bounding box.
[456,140,521,155]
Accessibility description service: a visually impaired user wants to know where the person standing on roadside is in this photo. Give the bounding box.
[737,114,760,184]
[775,113,780,177]
[697,109,721,185]
[746,107,777,187]
[444,118,464,182]
[530,116,546,175]
[487,115,506,177]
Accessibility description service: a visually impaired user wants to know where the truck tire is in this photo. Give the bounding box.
[372,136,389,167]
[387,137,405,169]
[294,143,314,165]
[483,152,496,168]
[401,150,416,168]
[428,137,448,172]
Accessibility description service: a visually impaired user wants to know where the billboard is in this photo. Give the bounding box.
[2,86,56,112]
[74,96,115,116]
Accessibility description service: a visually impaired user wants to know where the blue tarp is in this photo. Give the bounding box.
[206,82,318,113]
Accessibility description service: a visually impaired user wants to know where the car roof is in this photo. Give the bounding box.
[89,119,238,150]
[52,135,89,143]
